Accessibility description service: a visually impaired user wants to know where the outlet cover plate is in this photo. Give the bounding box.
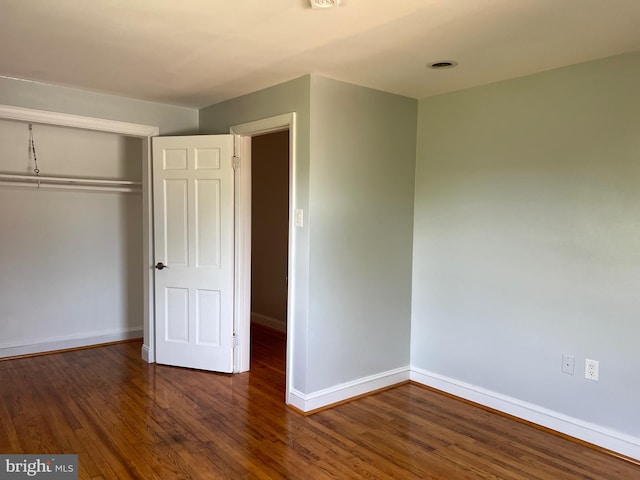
[585,358,599,381]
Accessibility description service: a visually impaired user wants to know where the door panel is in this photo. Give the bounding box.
[195,179,221,268]
[152,135,234,372]
[166,287,189,343]
[165,179,189,266]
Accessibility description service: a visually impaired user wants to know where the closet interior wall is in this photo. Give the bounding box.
[0,118,144,357]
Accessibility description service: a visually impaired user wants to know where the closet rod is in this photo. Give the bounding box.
[0,173,141,193]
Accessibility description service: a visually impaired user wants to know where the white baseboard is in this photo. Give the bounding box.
[410,367,640,461]
[0,327,144,359]
[251,312,286,333]
[141,344,152,363]
[288,366,410,413]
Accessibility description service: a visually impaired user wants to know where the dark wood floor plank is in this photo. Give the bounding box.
[1,324,638,479]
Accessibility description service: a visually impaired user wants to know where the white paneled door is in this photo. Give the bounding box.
[152,135,234,372]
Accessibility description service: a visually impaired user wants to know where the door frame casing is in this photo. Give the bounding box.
[231,113,296,404]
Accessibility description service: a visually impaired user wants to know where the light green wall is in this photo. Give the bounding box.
[199,75,417,394]
[0,76,198,134]
[199,75,312,392]
[412,52,640,436]
[307,76,416,391]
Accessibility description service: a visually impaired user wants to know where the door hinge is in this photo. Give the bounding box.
[232,331,238,348]
[232,155,240,170]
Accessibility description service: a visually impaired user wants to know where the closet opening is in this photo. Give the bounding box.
[0,116,146,358]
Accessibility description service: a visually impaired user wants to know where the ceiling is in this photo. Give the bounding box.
[1,0,639,108]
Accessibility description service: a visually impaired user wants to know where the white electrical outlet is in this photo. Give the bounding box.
[561,354,575,375]
[585,358,599,381]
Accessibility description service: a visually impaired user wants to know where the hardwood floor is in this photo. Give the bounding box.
[1,325,638,479]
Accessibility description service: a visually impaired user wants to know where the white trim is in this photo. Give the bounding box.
[230,113,293,137]
[289,365,640,460]
[230,113,297,404]
[289,367,410,413]
[287,389,308,412]
[232,135,252,373]
[0,104,159,137]
[410,367,640,461]
[0,328,143,359]
[141,136,156,363]
[141,344,151,363]
[251,312,286,333]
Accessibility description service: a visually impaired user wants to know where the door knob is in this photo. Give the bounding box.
[155,262,168,270]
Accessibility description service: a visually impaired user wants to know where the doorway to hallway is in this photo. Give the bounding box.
[249,130,289,398]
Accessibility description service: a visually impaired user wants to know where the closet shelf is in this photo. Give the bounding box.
[0,173,142,193]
